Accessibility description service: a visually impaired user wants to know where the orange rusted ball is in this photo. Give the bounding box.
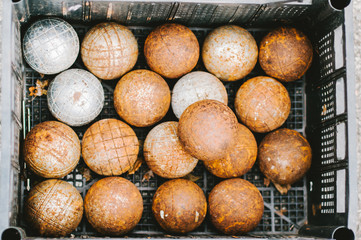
[114,69,171,127]
[84,177,143,236]
[82,119,139,176]
[144,121,198,178]
[234,76,291,133]
[81,22,138,80]
[24,121,80,178]
[204,124,257,178]
[259,27,313,82]
[178,99,239,162]
[152,179,207,233]
[144,23,199,79]
[258,128,312,186]
[25,179,83,237]
[208,178,264,235]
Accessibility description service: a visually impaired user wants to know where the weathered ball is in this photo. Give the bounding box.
[144,23,199,79]
[144,121,198,178]
[208,178,264,235]
[47,69,104,127]
[178,99,239,162]
[81,22,138,80]
[114,69,170,127]
[23,18,79,75]
[82,119,139,176]
[202,25,258,81]
[171,71,228,119]
[24,121,80,178]
[84,177,143,236]
[25,179,83,237]
[258,128,312,186]
[234,76,290,133]
[204,124,257,178]
[259,27,313,82]
[152,179,207,233]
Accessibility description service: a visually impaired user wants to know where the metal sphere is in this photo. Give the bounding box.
[47,69,104,127]
[23,18,79,75]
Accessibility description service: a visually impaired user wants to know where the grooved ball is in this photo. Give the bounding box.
[144,23,199,79]
[209,178,264,235]
[202,25,258,81]
[144,121,198,178]
[24,121,80,178]
[82,119,139,176]
[84,177,143,236]
[234,76,290,133]
[152,179,207,233]
[81,22,138,80]
[25,179,83,237]
[259,27,313,82]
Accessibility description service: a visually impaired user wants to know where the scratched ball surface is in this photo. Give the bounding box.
[25,179,83,237]
[23,18,79,75]
[152,179,207,233]
[114,69,171,127]
[84,177,143,236]
[24,121,80,178]
[259,27,313,82]
[202,25,258,81]
[82,119,139,176]
[171,71,228,119]
[208,178,264,235]
[258,128,312,185]
[204,124,257,178]
[144,121,198,178]
[234,76,290,133]
[144,23,199,79]
[81,22,138,80]
[47,69,104,127]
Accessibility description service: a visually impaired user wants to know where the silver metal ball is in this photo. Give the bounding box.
[23,18,79,75]
[47,69,104,127]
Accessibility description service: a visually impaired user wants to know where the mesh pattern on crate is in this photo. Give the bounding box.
[320,171,336,214]
[317,32,334,79]
[253,6,308,25]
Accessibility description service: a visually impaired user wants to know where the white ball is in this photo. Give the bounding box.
[23,18,79,75]
[47,69,104,127]
[171,71,228,119]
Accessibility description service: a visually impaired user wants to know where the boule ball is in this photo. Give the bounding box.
[259,27,313,82]
[171,71,228,119]
[82,119,139,176]
[84,177,143,236]
[178,99,239,162]
[24,121,80,178]
[47,69,104,127]
[114,69,170,127]
[258,128,312,186]
[144,121,198,178]
[209,178,264,235]
[23,18,79,75]
[144,23,199,79]
[204,124,257,178]
[25,179,83,237]
[81,22,138,80]
[234,76,290,133]
[202,25,258,81]
[152,179,207,233]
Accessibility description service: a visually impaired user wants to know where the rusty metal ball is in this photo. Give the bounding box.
[208,178,264,235]
[24,121,80,178]
[24,179,83,237]
[81,22,138,80]
[202,25,258,81]
[171,71,228,119]
[152,179,207,233]
[144,121,198,178]
[82,119,139,176]
[84,177,143,236]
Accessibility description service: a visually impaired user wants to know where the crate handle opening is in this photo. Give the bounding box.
[1,227,25,240]
[328,0,351,10]
[333,227,355,240]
